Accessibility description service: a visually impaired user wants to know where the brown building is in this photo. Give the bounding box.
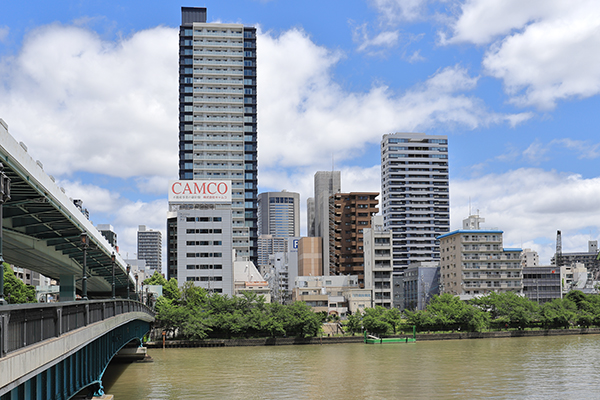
[331,192,379,287]
[298,237,322,276]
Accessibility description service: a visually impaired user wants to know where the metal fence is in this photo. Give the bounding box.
[0,300,154,357]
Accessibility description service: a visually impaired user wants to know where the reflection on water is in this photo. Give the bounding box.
[103,335,600,399]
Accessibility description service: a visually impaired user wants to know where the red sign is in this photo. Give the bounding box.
[169,180,231,203]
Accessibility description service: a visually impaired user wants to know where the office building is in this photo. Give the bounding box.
[380,133,449,271]
[137,225,162,274]
[552,240,600,272]
[307,171,341,275]
[438,215,522,298]
[257,235,287,269]
[331,192,379,287]
[258,191,300,237]
[178,7,258,264]
[400,262,440,310]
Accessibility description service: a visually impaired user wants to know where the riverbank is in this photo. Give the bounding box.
[145,327,600,348]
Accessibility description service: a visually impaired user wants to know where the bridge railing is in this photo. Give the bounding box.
[0,299,154,357]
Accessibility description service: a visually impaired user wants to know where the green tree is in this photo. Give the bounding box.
[472,291,538,330]
[143,270,168,286]
[3,264,36,304]
[383,308,402,334]
[540,298,576,329]
[362,306,392,335]
[163,278,181,301]
[346,311,363,335]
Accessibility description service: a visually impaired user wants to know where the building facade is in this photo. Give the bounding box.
[137,225,162,274]
[363,216,394,308]
[298,237,322,276]
[168,204,234,295]
[331,192,379,287]
[380,133,449,272]
[400,262,440,310]
[438,215,522,298]
[178,7,258,264]
[307,171,341,275]
[258,191,300,237]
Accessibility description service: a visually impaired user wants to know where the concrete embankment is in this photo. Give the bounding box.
[145,327,600,348]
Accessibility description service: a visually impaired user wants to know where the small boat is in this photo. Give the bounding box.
[364,326,416,344]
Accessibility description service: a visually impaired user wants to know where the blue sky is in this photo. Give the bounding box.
[2,0,600,266]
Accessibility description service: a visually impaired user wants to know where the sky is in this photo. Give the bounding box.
[2,0,600,267]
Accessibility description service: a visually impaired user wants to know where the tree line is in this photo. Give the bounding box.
[346,291,600,335]
[1,263,37,304]
[145,272,323,339]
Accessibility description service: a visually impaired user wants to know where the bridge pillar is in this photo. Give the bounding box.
[59,274,75,301]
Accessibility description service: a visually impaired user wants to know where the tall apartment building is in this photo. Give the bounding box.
[331,192,379,287]
[438,215,522,298]
[137,225,162,274]
[258,191,300,237]
[380,133,449,271]
[307,171,341,275]
[178,7,258,264]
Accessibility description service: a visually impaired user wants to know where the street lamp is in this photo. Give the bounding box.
[126,265,131,300]
[80,232,89,300]
[0,163,10,305]
[111,252,116,300]
[135,273,139,301]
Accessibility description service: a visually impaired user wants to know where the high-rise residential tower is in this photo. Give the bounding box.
[331,192,379,287]
[380,133,449,272]
[178,7,258,263]
[137,225,162,274]
[307,171,341,275]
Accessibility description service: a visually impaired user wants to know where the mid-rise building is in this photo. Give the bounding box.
[522,265,563,303]
[257,235,287,268]
[400,262,440,310]
[552,240,599,273]
[307,171,341,275]
[363,216,394,308]
[331,192,378,287]
[438,215,522,298]
[380,133,449,272]
[298,237,322,276]
[293,275,359,317]
[521,248,539,267]
[178,7,258,264]
[97,224,117,250]
[137,225,162,274]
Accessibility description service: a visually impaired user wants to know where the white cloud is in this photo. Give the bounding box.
[258,28,526,172]
[0,24,178,179]
[370,0,430,23]
[443,0,600,109]
[0,26,9,43]
[451,168,600,263]
[352,23,400,53]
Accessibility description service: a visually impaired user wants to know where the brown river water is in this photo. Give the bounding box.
[102,334,600,399]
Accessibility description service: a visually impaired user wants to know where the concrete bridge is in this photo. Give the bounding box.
[0,299,154,399]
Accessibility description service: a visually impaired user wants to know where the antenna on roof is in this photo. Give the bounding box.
[468,197,471,216]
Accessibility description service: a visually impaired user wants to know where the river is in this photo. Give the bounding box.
[102,335,600,399]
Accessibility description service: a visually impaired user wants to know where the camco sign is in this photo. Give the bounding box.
[169,180,232,203]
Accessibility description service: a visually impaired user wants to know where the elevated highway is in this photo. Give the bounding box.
[0,118,135,297]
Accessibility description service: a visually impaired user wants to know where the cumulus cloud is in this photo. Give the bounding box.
[0,24,179,178]
[443,0,600,109]
[451,168,600,263]
[258,28,526,172]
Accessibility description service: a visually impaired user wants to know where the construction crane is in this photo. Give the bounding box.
[556,230,562,267]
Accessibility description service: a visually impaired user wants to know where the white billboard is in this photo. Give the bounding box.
[169,180,232,203]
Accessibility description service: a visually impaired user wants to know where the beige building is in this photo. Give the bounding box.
[298,237,322,276]
[363,215,393,308]
[439,215,523,298]
[293,275,359,317]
